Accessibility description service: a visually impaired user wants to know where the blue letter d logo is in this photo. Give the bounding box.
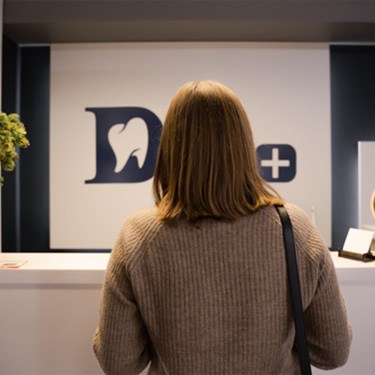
[85,107,162,183]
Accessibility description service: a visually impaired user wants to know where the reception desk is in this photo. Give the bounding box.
[0,252,374,374]
[0,253,109,375]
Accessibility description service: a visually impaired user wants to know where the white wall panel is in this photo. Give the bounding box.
[50,42,331,249]
[358,141,375,231]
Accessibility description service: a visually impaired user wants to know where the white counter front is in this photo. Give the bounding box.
[0,252,374,374]
[0,252,110,285]
[0,253,110,375]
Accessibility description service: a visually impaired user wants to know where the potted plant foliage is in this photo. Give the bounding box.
[0,112,30,185]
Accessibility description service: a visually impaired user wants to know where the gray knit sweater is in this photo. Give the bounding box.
[93,203,352,375]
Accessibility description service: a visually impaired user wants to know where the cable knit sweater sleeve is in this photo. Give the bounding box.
[287,204,352,370]
[93,209,159,375]
[304,248,352,369]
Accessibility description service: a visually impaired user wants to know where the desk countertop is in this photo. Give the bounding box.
[0,251,374,285]
[0,253,110,285]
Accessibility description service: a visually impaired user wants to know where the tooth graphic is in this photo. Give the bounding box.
[108,118,149,173]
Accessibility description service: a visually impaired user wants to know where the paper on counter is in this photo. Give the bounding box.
[343,228,374,254]
[0,260,28,269]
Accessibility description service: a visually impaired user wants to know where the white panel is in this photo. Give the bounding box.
[358,141,375,230]
[50,42,331,249]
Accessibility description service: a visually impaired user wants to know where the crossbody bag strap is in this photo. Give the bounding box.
[274,204,312,375]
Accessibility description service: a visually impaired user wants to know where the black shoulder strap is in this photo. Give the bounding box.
[275,205,312,375]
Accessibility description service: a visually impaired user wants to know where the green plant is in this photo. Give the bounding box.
[0,112,30,185]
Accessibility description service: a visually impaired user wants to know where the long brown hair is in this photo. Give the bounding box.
[153,81,283,220]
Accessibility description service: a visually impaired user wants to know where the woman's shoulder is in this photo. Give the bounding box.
[119,206,163,239]
[111,206,163,266]
[255,202,311,225]
[284,202,312,223]
[124,206,160,223]
[282,202,319,238]
[282,202,331,265]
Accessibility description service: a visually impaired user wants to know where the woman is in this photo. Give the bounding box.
[93,81,352,374]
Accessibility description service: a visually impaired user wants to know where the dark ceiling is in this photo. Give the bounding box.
[3,0,375,44]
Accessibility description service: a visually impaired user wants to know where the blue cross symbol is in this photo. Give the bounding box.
[256,144,296,182]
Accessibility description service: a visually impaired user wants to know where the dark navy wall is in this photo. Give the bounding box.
[331,45,375,250]
[2,37,50,252]
[1,36,19,251]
